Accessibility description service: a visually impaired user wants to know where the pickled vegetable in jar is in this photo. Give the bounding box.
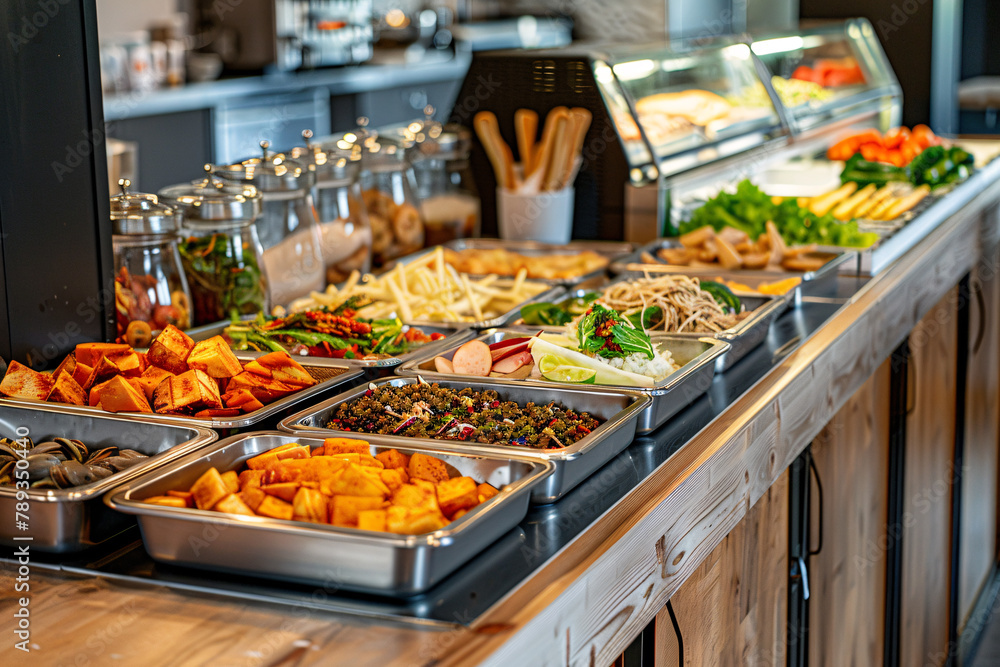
[160,172,269,325]
[110,179,193,340]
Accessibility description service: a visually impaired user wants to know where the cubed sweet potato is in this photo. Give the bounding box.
[213,493,255,516]
[240,398,265,413]
[385,506,447,535]
[245,444,311,471]
[190,467,230,510]
[261,482,300,502]
[71,362,93,388]
[478,483,500,503]
[220,470,240,494]
[379,468,407,493]
[75,342,130,368]
[330,495,386,527]
[222,388,256,408]
[375,449,410,470]
[52,354,76,382]
[357,509,387,532]
[225,372,302,404]
[152,369,222,414]
[82,355,122,392]
[146,324,194,374]
[238,469,266,489]
[392,483,441,514]
[238,486,267,511]
[186,336,243,379]
[322,438,372,456]
[242,351,316,387]
[105,350,143,377]
[46,372,86,406]
[321,464,389,498]
[293,487,329,523]
[91,376,152,413]
[436,476,480,518]
[143,495,188,508]
[0,361,54,401]
[135,366,173,401]
[166,490,194,507]
[408,452,450,484]
[255,495,293,521]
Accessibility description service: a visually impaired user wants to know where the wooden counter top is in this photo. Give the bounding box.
[4,162,1000,666]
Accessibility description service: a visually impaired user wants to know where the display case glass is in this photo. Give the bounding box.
[600,40,786,179]
[749,18,901,132]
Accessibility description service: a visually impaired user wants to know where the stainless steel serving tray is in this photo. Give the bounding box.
[181,320,476,380]
[105,431,554,595]
[388,239,634,287]
[610,238,856,301]
[511,284,788,373]
[397,328,728,434]
[403,282,565,331]
[0,404,216,552]
[0,354,365,434]
[278,377,651,504]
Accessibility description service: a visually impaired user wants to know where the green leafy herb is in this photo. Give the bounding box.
[577,303,656,360]
[178,233,267,325]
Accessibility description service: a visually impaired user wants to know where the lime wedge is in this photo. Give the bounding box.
[542,365,597,384]
[537,353,562,375]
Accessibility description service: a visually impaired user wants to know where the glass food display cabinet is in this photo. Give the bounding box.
[452,18,901,241]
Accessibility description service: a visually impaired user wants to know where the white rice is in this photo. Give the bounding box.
[592,344,680,381]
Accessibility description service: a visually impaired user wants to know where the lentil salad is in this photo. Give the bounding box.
[326,383,601,449]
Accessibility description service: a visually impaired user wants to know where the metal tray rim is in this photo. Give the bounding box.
[277,377,651,463]
[104,430,555,547]
[610,238,857,282]
[397,328,730,395]
[0,356,365,430]
[390,239,633,287]
[187,322,477,371]
[0,405,217,502]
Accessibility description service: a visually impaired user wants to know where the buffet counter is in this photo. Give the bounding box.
[2,152,998,666]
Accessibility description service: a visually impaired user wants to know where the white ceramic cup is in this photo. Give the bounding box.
[496,186,575,244]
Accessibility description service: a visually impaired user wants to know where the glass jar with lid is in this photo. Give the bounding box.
[355,120,425,266]
[287,130,372,285]
[212,141,325,307]
[409,114,480,246]
[159,169,269,326]
[110,178,193,346]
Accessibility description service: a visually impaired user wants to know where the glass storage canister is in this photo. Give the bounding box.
[159,171,269,326]
[410,120,480,246]
[212,141,325,308]
[356,127,425,266]
[386,108,480,245]
[288,130,373,285]
[110,178,192,348]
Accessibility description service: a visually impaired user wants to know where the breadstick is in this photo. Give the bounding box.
[474,111,509,189]
[543,113,572,191]
[515,109,538,172]
[527,107,568,183]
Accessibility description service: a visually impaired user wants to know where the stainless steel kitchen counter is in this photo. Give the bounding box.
[103,51,472,121]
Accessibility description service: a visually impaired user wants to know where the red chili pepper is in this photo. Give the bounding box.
[430,332,446,341]
[491,400,500,408]
[467,406,474,414]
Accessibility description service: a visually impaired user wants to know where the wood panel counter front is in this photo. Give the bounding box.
[3,162,1000,666]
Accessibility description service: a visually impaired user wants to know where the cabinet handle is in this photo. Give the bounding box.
[808,457,824,556]
[665,599,684,666]
[973,278,987,355]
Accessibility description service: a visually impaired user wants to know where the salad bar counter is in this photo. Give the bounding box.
[3,17,1000,667]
